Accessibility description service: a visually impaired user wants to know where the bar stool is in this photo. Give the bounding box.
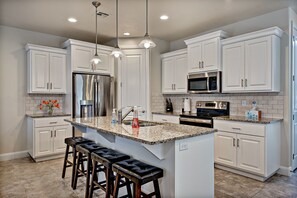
[73,142,105,198]
[62,137,93,188]
[89,148,131,198]
[112,159,163,198]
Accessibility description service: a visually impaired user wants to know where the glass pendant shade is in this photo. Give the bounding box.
[91,53,101,64]
[111,46,124,58]
[139,34,156,49]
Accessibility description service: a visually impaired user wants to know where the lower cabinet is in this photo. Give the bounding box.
[214,120,280,181]
[152,114,180,124]
[27,116,72,162]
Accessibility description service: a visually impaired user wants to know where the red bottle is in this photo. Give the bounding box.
[132,106,139,128]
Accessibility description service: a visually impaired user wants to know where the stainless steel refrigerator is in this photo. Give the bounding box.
[73,73,113,119]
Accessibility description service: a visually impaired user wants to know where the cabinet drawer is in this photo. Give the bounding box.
[34,117,70,128]
[152,114,180,124]
[213,120,265,137]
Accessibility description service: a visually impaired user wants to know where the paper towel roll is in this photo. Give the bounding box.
[184,98,191,112]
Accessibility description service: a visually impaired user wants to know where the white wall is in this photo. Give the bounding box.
[0,25,66,155]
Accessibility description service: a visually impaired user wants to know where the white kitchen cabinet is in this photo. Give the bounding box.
[62,39,114,75]
[26,44,67,94]
[222,27,283,93]
[152,114,180,124]
[214,132,237,167]
[27,116,72,162]
[185,31,228,74]
[161,49,187,94]
[214,119,281,181]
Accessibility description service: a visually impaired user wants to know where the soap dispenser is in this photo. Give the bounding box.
[132,106,140,128]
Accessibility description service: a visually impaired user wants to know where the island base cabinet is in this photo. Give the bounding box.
[214,120,280,181]
[27,117,71,162]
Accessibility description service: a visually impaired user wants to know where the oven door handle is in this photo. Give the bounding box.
[179,117,212,124]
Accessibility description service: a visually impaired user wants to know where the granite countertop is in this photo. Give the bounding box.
[213,115,283,124]
[26,113,71,118]
[65,116,216,145]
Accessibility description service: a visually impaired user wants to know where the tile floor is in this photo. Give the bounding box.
[0,157,296,198]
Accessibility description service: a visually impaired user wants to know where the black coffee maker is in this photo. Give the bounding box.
[165,98,173,112]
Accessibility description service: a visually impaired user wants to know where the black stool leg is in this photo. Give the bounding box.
[73,152,82,189]
[105,167,112,198]
[85,155,91,198]
[89,160,98,198]
[153,180,161,198]
[125,177,132,198]
[113,173,121,198]
[62,145,69,178]
[71,147,77,189]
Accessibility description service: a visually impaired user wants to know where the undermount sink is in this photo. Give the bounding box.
[122,120,161,127]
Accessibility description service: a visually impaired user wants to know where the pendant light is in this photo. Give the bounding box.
[139,0,156,49]
[111,0,124,58]
[91,1,102,64]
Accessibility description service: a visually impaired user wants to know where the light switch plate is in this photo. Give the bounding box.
[179,142,188,151]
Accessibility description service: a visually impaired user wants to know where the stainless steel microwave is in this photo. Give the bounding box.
[187,71,221,94]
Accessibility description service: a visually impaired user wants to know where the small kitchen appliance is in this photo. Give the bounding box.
[187,71,221,94]
[180,101,229,128]
[183,98,191,113]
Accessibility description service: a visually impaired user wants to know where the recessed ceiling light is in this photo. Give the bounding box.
[160,15,169,20]
[123,32,130,36]
[68,17,77,23]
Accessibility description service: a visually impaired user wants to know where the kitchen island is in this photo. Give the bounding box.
[65,117,216,197]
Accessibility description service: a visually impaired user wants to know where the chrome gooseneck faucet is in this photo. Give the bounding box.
[117,106,134,124]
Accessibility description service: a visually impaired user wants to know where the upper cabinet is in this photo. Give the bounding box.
[62,39,114,75]
[185,30,229,74]
[26,44,67,94]
[161,49,188,94]
[222,27,283,93]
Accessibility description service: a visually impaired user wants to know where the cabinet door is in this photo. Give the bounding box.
[31,50,50,93]
[245,37,272,91]
[187,43,202,73]
[202,38,219,71]
[174,54,188,93]
[222,42,245,92]
[237,134,265,175]
[49,53,66,93]
[214,132,237,167]
[35,127,53,157]
[53,125,71,153]
[94,50,111,74]
[72,46,93,72]
[162,57,175,93]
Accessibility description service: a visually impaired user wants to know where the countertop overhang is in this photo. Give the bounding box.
[65,116,216,145]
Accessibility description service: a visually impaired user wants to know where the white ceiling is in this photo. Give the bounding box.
[0,0,296,43]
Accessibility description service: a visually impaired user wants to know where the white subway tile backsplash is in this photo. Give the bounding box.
[152,92,284,118]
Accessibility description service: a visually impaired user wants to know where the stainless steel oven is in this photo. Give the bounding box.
[187,71,221,94]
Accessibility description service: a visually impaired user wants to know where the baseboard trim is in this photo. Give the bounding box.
[277,166,293,176]
[0,150,29,161]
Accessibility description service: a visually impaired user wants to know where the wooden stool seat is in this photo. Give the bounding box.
[74,142,105,198]
[89,148,131,198]
[112,159,163,198]
[62,137,93,189]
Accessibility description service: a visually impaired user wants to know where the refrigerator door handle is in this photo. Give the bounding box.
[94,81,98,116]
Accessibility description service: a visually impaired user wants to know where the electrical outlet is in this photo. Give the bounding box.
[241,100,247,106]
[179,142,188,151]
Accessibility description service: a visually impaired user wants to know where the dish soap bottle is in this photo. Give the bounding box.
[111,108,117,124]
[132,106,139,128]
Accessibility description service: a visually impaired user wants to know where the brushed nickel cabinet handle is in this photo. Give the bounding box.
[241,79,243,87]
[47,82,49,90]
[174,84,176,90]
[49,122,57,124]
[50,82,52,90]
[54,130,56,137]
[245,79,247,87]
[233,138,236,147]
[198,61,201,68]
[202,61,204,68]
[50,131,53,138]
[162,119,168,121]
[237,139,239,147]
